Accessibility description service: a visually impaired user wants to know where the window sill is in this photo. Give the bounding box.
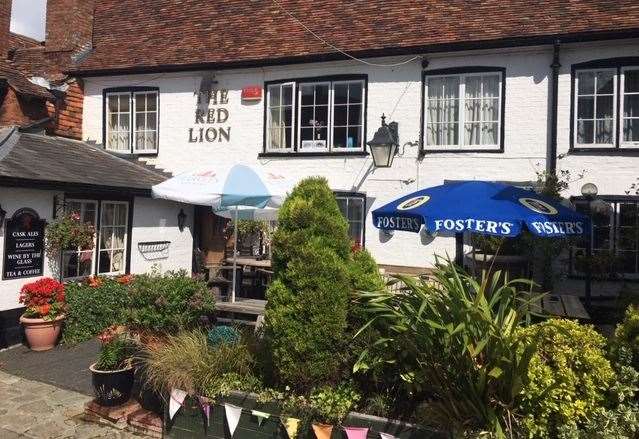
[569,147,639,156]
[104,149,159,158]
[258,151,369,158]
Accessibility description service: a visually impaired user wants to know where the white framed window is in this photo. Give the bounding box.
[62,200,98,280]
[133,91,158,153]
[98,202,129,275]
[621,67,639,147]
[574,69,616,148]
[266,82,295,151]
[335,193,365,246]
[105,89,158,154]
[424,71,502,150]
[265,78,366,153]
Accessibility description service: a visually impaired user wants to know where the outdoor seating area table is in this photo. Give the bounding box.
[224,257,271,268]
[531,294,591,320]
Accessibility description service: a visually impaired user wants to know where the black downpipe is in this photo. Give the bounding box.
[548,40,561,174]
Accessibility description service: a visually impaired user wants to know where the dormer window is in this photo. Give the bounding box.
[104,87,159,154]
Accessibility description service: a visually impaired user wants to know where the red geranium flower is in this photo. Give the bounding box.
[19,278,65,318]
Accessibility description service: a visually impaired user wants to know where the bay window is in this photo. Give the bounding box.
[105,88,159,154]
[423,70,504,151]
[62,199,130,281]
[572,61,639,150]
[264,76,366,154]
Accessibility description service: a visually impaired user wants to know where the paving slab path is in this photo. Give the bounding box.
[0,370,147,438]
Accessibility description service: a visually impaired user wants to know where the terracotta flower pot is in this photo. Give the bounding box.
[312,423,333,439]
[20,314,65,351]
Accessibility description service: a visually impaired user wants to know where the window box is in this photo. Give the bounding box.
[263,75,367,155]
[422,67,505,153]
[103,87,159,155]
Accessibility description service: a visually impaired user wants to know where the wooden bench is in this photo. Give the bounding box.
[531,294,590,320]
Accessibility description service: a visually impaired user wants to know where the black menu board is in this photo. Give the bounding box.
[3,208,45,280]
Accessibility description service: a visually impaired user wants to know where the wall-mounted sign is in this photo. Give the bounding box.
[188,86,231,144]
[241,85,262,101]
[3,208,45,280]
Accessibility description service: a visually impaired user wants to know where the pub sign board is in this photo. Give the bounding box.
[3,208,45,280]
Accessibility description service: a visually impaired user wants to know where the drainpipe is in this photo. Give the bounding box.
[547,40,561,175]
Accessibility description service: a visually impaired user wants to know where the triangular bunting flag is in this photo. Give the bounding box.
[282,417,300,439]
[344,426,370,439]
[312,423,333,439]
[197,396,211,426]
[251,410,271,427]
[169,389,187,421]
[224,403,243,437]
[379,433,399,439]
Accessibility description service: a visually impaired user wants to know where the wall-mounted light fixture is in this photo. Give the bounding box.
[367,114,399,168]
[177,209,187,232]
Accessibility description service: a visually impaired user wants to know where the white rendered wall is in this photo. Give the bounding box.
[82,39,639,269]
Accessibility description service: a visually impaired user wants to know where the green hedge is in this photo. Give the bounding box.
[63,278,131,344]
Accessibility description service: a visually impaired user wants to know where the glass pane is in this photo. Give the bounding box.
[314,106,328,127]
[350,222,363,245]
[465,98,481,122]
[268,85,280,107]
[116,204,127,225]
[578,71,595,95]
[596,95,613,119]
[483,75,500,98]
[300,107,314,127]
[577,120,594,144]
[269,128,281,149]
[100,227,113,250]
[108,96,118,113]
[109,114,118,130]
[464,123,481,145]
[119,95,129,112]
[146,132,157,149]
[84,206,96,226]
[147,112,157,130]
[147,94,157,111]
[619,252,638,273]
[334,105,347,126]
[78,251,93,276]
[284,127,292,148]
[283,106,292,127]
[593,227,611,249]
[113,227,126,248]
[624,95,639,118]
[465,76,482,99]
[62,252,77,279]
[269,108,280,127]
[443,123,458,145]
[618,229,638,250]
[316,85,329,105]
[300,85,314,106]
[336,198,347,215]
[426,124,439,146]
[300,128,313,141]
[102,204,115,226]
[483,98,499,121]
[626,70,639,93]
[349,82,363,103]
[119,114,129,131]
[348,198,363,221]
[577,96,594,119]
[428,77,444,99]
[282,85,293,106]
[619,203,638,226]
[482,122,498,145]
[348,105,362,125]
[111,250,124,272]
[136,114,145,130]
[334,83,348,105]
[347,126,361,148]
[333,127,347,148]
[597,71,614,94]
[135,94,146,112]
[135,133,145,148]
[595,120,613,144]
[98,250,111,274]
[624,119,639,142]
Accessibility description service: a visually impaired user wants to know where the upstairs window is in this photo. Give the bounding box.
[265,77,366,153]
[105,88,158,154]
[424,70,503,151]
[572,61,639,150]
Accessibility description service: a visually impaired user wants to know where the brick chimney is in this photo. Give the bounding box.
[0,0,11,59]
[45,0,94,52]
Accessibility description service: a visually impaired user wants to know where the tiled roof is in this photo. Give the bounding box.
[0,61,53,100]
[0,127,167,193]
[71,0,639,75]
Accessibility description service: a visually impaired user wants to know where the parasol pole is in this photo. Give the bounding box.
[231,206,238,302]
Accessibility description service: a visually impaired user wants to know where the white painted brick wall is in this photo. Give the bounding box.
[82,39,639,269]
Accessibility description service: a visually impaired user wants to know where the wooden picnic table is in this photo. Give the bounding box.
[531,294,590,320]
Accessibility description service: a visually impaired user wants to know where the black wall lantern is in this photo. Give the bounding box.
[0,204,6,225]
[177,208,187,232]
[367,114,399,168]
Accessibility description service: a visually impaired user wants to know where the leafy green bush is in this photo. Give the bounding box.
[613,305,639,370]
[126,270,215,333]
[141,330,259,397]
[265,177,352,390]
[515,319,617,438]
[309,383,361,424]
[63,277,131,344]
[356,258,537,436]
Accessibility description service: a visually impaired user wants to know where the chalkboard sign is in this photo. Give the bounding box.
[3,208,45,280]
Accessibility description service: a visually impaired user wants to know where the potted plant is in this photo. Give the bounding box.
[90,325,135,407]
[18,277,66,351]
